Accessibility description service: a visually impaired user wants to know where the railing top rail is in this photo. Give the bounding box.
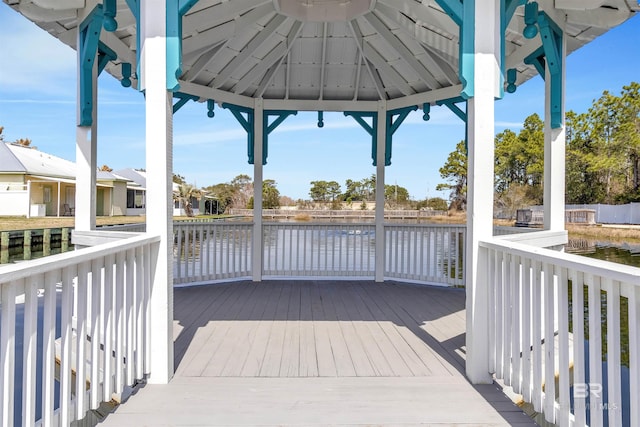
[480,235,640,285]
[0,233,160,284]
[263,221,376,227]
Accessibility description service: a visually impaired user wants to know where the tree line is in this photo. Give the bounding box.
[437,82,640,215]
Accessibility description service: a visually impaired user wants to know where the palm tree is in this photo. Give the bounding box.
[174,183,201,217]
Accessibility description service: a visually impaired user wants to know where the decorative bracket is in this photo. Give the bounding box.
[384,106,417,166]
[222,103,255,164]
[262,110,298,165]
[345,107,417,166]
[103,0,118,31]
[78,5,105,127]
[97,42,117,75]
[172,92,199,113]
[522,3,564,129]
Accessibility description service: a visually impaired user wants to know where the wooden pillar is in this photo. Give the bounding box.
[465,0,499,384]
[75,45,98,231]
[375,101,386,282]
[543,37,566,231]
[253,99,264,282]
[141,0,174,384]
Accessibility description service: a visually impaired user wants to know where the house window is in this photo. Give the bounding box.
[127,189,145,209]
[43,186,51,203]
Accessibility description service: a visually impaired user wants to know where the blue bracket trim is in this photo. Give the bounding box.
[499,0,527,98]
[104,0,118,31]
[172,92,199,113]
[167,0,201,92]
[207,100,215,118]
[79,5,105,127]
[317,111,324,128]
[459,0,475,99]
[506,68,517,93]
[262,110,297,165]
[222,103,255,164]
[523,46,545,78]
[384,106,417,166]
[422,103,431,121]
[121,63,132,87]
[344,111,378,166]
[433,0,462,26]
[124,0,140,86]
[97,41,117,75]
[521,5,564,129]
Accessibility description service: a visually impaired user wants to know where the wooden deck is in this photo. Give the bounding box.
[100,281,537,426]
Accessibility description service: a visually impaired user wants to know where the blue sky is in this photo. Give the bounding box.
[1,4,639,201]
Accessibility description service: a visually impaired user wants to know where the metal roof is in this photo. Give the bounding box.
[4,0,639,111]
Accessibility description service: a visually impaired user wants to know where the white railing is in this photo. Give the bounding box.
[229,208,447,218]
[0,233,159,427]
[172,221,467,284]
[173,221,252,284]
[262,222,376,277]
[384,224,465,286]
[481,234,640,427]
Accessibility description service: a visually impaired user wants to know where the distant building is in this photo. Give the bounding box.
[0,142,144,217]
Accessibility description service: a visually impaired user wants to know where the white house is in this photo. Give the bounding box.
[0,142,143,217]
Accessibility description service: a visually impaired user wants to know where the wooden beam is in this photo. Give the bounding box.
[363,42,414,96]
[349,19,386,100]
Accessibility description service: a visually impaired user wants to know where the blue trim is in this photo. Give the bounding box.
[499,0,526,98]
[317,111,324,128]
[520,7,564,129]
[207,100,215,118]
[344,111,377,166]
[121,63,132,87]
[262,110,297,165]
[433,0,462,26]
[124,0,140,86]
[78,5,105,126]
[437,97,468,152]
[167,0,201,92]
[172,92,199,113]
[103,0,118,31]
[384,106,417,166]
[506,68,517,93]
[422,103,431,121]
[523,46,545,78]
[538,12,563,128]
[97,41,117,75]
[459,0,475,99]
[222,103,255,164]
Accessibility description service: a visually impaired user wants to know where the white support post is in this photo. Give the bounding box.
[465,0,500,384]
[26,180,31,219]
[543,38,566,232]
[252,99,264,282]
[75,46,98,231]
[375,101,386,282]
[56,181,61,217]
[141,0,174,384]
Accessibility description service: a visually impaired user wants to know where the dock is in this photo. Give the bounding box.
[99,281,536,426]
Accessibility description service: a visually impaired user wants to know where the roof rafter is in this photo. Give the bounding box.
[363,11,440,89]
[250,21,304,97]
[319,22,328,100]
[212,14,288,88]
[378,0,459,37]
[349,19,387,100]
[362,41,414,96]
[182,41,225,81]
[182,0,272,36]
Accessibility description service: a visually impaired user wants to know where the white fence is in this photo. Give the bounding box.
[0,233,159,427]
[0,189,29,217]
[481,233,640,427]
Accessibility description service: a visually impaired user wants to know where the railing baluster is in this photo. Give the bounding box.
[176,227,182,283]
[115,252,125,393]
[511,254,521,394]
[23,274,40,427]
[503,253,511,385]
[604,278,622,427]
[571,270,586,426]
[126,249,135,385]
[59,265,75,427]
[629,283,640,427]
[587,273,603,427]
[76,262,89,419]
[532,260,543,413]
[521,257,532,402]
[103,254,115,399]
[135,246,144,380]
[488,248,496,373]
[90,258,102,410]
[495,250,504,378]
[41,271,59,427]
[543,262,555,424]
[1,279,17,427]
[556,266,570,427]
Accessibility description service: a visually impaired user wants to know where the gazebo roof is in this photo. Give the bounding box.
[6,0,639,111]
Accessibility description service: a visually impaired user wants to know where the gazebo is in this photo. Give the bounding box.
[1,1,640,426]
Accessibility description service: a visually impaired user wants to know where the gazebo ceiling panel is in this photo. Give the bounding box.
[5,0,638,109]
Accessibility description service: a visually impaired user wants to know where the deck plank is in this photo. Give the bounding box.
[309,282,338,376]
[280,281,302,377]
[318,283,357,376]
[298,282,319,376]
